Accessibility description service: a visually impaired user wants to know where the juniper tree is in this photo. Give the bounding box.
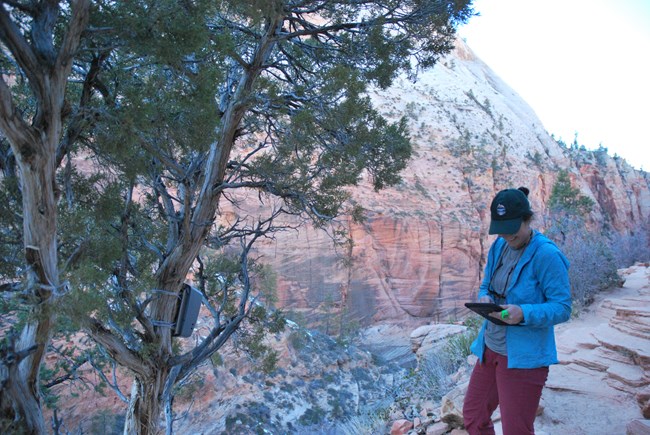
[0,1,474,433]
[548,169,595,217]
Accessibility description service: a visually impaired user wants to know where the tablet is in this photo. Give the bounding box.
[464,302,509,326]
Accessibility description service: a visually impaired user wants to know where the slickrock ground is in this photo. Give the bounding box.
[534,263,650,435]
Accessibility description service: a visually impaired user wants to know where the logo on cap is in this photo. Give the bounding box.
[496,204,506,216]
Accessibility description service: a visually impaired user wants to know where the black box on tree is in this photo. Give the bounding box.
[173,284,202,338]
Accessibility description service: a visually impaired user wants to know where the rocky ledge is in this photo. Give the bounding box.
[541,263,650,434]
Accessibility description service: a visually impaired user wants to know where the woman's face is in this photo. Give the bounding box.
[499,220,531,250]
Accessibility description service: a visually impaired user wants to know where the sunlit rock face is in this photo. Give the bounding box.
[247,39,650,326]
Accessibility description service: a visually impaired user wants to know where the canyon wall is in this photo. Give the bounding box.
[248,39,650,326]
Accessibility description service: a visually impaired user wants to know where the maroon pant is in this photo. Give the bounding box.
[463,347,548,435]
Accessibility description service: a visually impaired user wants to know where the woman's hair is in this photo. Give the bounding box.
[518,186,534,221]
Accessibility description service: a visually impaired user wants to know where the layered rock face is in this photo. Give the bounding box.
[249,39,650,325]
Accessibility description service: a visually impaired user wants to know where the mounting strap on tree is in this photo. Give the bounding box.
[150,286,202,338]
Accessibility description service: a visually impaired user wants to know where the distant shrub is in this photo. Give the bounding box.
[594,145,609,167]
[298,406,326,426]
[327,388,355,420]
[545,214,619,309]
[525,150,544,168]
[544,213,650,312]
[405,101,420,120]
[210,351,223,367]
[610,226,650,268]
[288,330,307,351]
[175,375,205,402]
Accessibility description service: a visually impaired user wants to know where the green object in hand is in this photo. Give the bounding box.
[501,310,509,319]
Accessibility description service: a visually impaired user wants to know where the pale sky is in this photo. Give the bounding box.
[458,0,650,171]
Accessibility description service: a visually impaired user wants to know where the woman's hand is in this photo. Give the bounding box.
[490,304,524,325]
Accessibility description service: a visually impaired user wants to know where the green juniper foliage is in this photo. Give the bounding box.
[548,170,595,216]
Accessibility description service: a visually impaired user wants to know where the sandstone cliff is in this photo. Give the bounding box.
[249,39,650,326]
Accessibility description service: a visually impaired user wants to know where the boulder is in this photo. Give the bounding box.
[410,324,467,358]
[426,421,451,435]
[390,419,414,435]
[439,380,469,429]
[626,419,650,435]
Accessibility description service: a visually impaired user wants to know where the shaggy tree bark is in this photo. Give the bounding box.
[0,1,90,432]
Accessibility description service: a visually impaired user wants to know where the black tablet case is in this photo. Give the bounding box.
[464,302,510,326]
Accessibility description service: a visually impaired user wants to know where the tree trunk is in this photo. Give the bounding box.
[1,332,45,435]
[0,154,59,433]
[123,367,169,435]
[0,1,90,432]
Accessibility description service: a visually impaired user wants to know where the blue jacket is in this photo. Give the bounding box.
[470,230,572,368]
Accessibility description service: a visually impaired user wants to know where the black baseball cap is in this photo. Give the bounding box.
[489,188,532,235]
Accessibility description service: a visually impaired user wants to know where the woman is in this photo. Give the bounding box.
[462,187,572,435]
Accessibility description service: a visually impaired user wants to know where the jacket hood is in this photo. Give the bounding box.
[493,230,570,290]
